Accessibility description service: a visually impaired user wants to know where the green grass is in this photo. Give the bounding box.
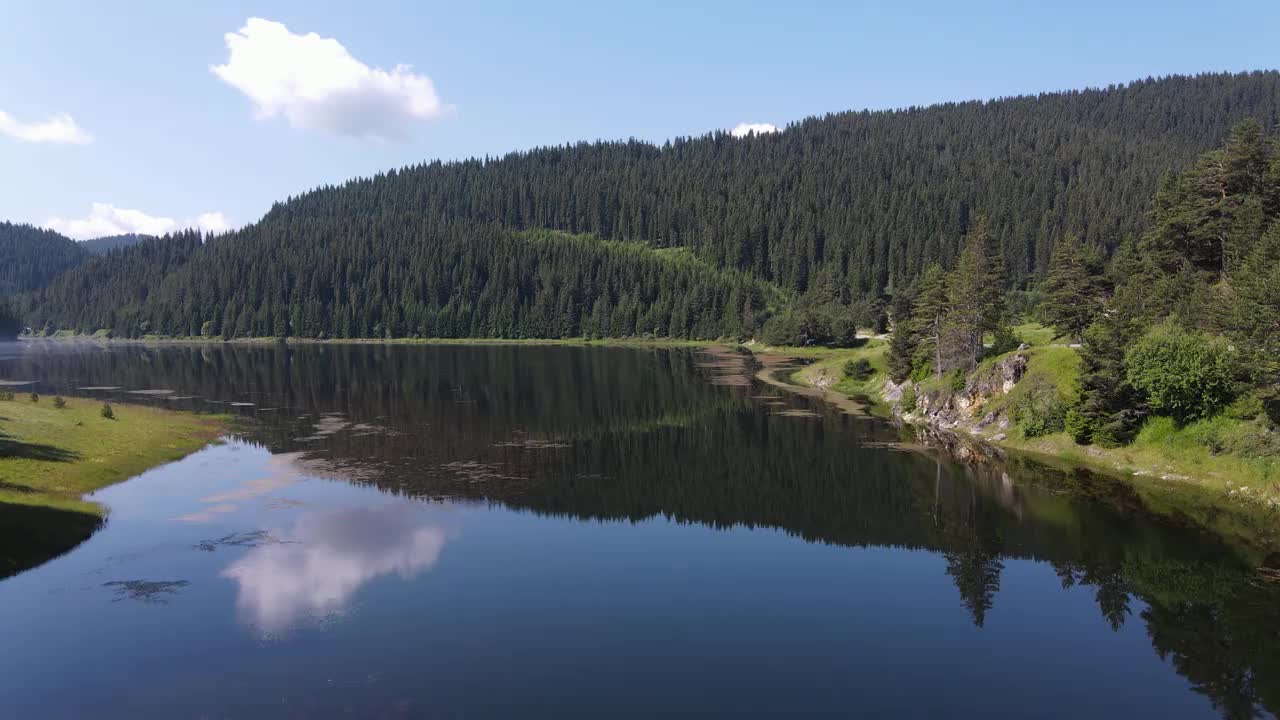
[0,396,226,515]
[754,338,891,408]
[1011,321,1067,347]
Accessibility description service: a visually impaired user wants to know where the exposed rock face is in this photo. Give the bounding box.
[893,352,1029,433]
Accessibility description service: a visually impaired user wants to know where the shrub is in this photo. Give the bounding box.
[1064,406,1091,444]
[948,368,968,392]
[828,314,859,348]
[1223,393,1264,421]
[52,396,67,409]
[1009,379,1067,438]
[1124,321,1240,424]
[29,392,39,403]
[101,403,115,420]
[0,390,13,401]
[900,384,918,413]
[843,358,874,382]
[200,320,217,338]
[988,324,1021,356]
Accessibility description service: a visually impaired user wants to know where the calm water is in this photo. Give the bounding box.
[1,342,1277,719]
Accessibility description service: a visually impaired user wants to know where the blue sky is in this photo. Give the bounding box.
[3,0,1277,239]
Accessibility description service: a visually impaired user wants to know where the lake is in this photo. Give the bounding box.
[0,342,1277,719]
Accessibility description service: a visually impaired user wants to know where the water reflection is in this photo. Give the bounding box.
[222,503,449,633]
[2,342,1279,718]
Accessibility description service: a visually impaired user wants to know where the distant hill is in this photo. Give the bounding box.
[16,71,1280,339]
[0,222,87,296]
[80,233,152,255]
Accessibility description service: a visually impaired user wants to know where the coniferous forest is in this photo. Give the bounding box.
[4,71,1278,345]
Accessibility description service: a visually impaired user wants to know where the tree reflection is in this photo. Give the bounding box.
[5,342,1279,718]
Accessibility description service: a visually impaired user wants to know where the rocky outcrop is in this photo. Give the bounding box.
[889,351,1029,435]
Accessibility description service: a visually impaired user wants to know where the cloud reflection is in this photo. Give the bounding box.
[221,503,448,633]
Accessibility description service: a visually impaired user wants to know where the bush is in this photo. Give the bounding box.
[1223,393,1264,421]
[52,396,67,409]
[989,324,1021,356]
[1065,406,1091,444]
[828,314,859,348]
[101,403,115,420]
[900,384,918,413]
[200,320,217,338]
[1124,321,1240,424]
[0,390,13,401]
[1009,379,1067,438]
[843,358,874,382]
[29,392,39,403]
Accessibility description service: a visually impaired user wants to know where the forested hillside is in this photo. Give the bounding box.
[26,224,774,340]
[80,233,151,255]
[888,120,1280,452]
[10,71,1280,340]
[0,223,88,295]
[262,72,1279,294]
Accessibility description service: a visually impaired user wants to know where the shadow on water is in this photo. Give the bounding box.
[0,502,104,581]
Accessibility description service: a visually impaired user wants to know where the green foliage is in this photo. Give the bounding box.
[52,396,67,409]
[989,324,1021,356]
[0,390,13,401]
[1041,233,1109,341]
[899,384,917,413]
[1070,120,1280,448]
[942,217,1005,373]
[199,320,217,338]
[843,358,874,382]
[1124,321,1240,424]
[13,73,1280,341]
[0,299,21,340]
[100,403,114,420]
[1223,393,1265,422]
[761,304,867,347]
[0,222,89,296]
[1005,290,1046,321]
[28,392,39,404]
[1008,379,1067,438]
[1065,406,1091,444]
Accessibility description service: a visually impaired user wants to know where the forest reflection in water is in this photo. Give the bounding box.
[1,341,1278,718]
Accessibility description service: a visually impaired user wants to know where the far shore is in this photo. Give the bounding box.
[16,334,717,349]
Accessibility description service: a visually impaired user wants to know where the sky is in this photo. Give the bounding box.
[2,0,1278,240]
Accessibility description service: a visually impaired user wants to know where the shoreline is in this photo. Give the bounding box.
[0,396,227,516]
[739,341,1280,554]
[16,334,716,349]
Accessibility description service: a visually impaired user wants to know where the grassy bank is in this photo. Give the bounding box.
[0,396,226,515]
[749,327,1280,545]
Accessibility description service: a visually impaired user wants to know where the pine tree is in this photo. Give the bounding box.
[1042,233,1109,342]
[910,264,950,379]
[942,218,1005,373]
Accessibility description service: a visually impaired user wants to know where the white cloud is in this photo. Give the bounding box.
[729,122,780,138]
[211,17,448,141]
[45,203,232,240]
[222,503,449,633]
[0,110,93,144]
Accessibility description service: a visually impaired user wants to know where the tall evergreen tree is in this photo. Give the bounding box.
[1042,233,1109,342]
[942,218,1005,373]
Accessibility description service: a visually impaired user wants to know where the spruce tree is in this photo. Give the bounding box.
[1042,233,1109,342]
[942,218,1005,373]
